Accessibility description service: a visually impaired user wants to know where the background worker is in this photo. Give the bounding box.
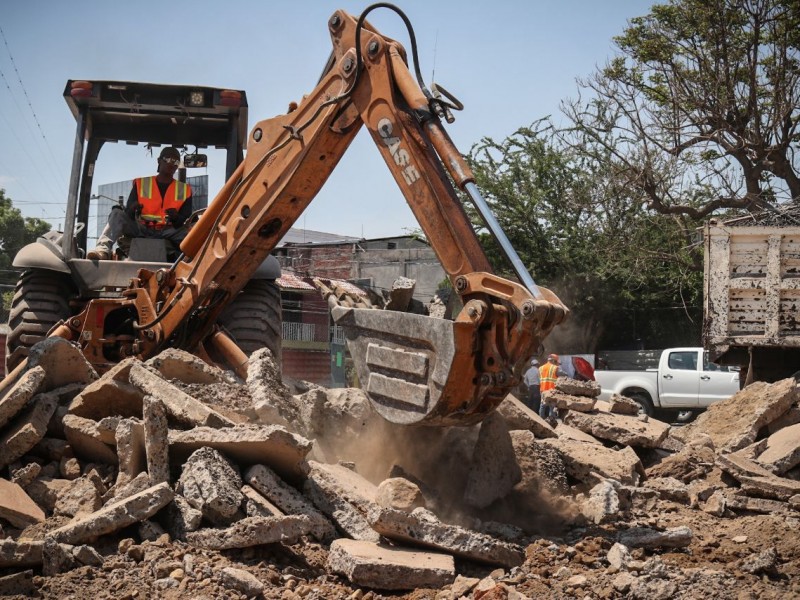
[88,147,192,260]
[539,353,565,423]
[522,358,541,413]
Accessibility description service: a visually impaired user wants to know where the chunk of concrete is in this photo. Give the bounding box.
[0,366,46,429]
[725,494,794,515]
[581,480,620,524]
[220,566,265,598]
[129,363,233,428]
[62,414,118,464]
[553,422,603,445]
[368,507,525,567]
[0,391,58,468]
[376,478,426,512]
[54,475,103,518]
[68,358,143,420]
[177,447,243,526]
[241,485,283,518]
[42,537,77,576]
[607,543,633,571]
[618,526,693,549]
[145,348,230,384]
[754,422,800,474]
[0,539,43,567]
[0,570,35,596]
[10,462,41,488]
[246,347,291,418]
[555,377,601,398]
[542,389,596,412]
[718,452,800,500]
[328,538,455,590]
[541,438,643,486]
[115,418,146,487]
[464,412,521,508]
[642,477,690,504]
[495,394,557,439]
[563,411,670,448]
[509,430,570,496]
[305,461,381,540]
[73,544,103,567]
[0,479,45,528]
[27,337,98,389]
[245,464,336,543]
[48,482,174,544]
[163,494,203,538]
[143,396,170,484]
[25,477,72,513]
[672,377,798,452]
[608,394,641,416]
[185,514,313,550]
[169,425,312,482]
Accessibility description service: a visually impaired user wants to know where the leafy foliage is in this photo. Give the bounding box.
[0,189,51,287]
[562,0,800,219]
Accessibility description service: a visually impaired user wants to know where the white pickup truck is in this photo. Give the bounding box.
[594,347,740,419]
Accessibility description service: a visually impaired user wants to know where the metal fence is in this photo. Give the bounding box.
[281,322,346,344]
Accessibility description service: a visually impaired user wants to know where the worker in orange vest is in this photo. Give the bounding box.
[88,147,193,260]
[539,353,565,422]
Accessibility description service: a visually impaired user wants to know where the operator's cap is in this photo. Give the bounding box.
[548,353,560,362]
[159,147,180,160]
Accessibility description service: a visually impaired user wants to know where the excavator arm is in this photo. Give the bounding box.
[58,6,568,426]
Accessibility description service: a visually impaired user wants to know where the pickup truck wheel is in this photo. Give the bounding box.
[6,269,74,374]
[217,279,282,362]
[627,392,654,417]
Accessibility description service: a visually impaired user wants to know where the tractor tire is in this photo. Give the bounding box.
[217,279,282,362]
[6,269,75,374]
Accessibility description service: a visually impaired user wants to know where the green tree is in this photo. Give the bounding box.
[0,189,51,289]
[466,122,703,351]
[562,0,800,219]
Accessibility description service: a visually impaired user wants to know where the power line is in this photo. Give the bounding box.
[0,24,66,191]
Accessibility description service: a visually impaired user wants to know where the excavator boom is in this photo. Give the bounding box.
[58,6,568,426]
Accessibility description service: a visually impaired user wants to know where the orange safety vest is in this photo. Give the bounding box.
[539,362,559,392]
[136,177,191,228]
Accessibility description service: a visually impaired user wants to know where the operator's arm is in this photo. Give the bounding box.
[173,194,192,228]
[125,185,139,219]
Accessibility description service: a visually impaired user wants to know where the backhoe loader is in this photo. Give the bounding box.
[5,4,568,427]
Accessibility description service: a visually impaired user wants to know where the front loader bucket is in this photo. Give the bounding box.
[332,306,494,426]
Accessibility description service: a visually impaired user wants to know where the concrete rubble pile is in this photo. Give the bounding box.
[0,337,799,598]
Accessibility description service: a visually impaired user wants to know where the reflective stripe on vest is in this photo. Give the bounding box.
[136,177,190,227]
[539,363,559,392]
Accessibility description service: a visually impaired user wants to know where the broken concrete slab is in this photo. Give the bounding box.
[0,479,45,528]
[0,539,43,567]
[177,447,244,526]
[725,493,795,515]
[495,394,557,439]
[553,422,603,445]
[555,377,601,398]
[246,348,292,425]
[25,477,72,513]
[143,396,170,485]
[10,462,41,489]
[581,480,620,524]
[169,424,312,482]
[115,418,146,487]
[618,526,693,549]
[562,411,670,448]
[328,538,455,590]
[642,477,690,504]
[164,494,203,538]
[42,537,78,576]
[540,438,643,486]
[185,514,313,550]
[0,391,58,469]
[464,412,521,509]
[245,464,336,542]
[672,377,798,452]
[0,366,46,430]
[48,482,174,544]
[542,389,596,412]
[754,422,800,475]
[129,363,234,428]
[68,358,143,420]
[717,451,800,500]
[145,348,231,385]
[368,507,525,567]
[62,414,118,464]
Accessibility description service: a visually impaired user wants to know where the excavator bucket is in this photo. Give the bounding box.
[332,306,462,426]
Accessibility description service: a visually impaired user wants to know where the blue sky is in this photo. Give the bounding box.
[0,0,654,240]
